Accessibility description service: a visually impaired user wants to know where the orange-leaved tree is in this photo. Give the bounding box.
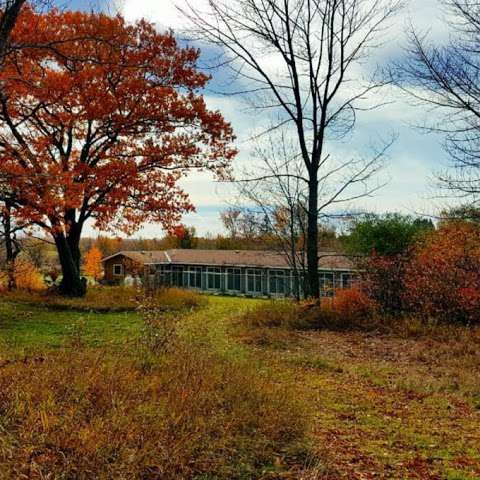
[0,8,236,296]
[403,222,480,324]
[84,246,103,282]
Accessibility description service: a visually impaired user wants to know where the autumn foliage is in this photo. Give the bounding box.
[403,222,480,323]
[83,247,103,281]
[0,259,44,292]
[0,7,235,296]
[353,221,480,324]
[331,287,378,323]
[361,253,409,315]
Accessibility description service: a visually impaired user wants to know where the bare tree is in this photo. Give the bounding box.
[392,0,480,205]
[182,0,401,298]
[236,129,387,299]
[236,132,308,298]
[220,207,242,239]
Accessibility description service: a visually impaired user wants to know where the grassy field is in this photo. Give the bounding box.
[0,301,141,350]
[0,293,479,479]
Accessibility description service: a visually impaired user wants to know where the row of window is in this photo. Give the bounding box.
[113,263,354,293]
[153,266,354,295]
[164,266,255,292]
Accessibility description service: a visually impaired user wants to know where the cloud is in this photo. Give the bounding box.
[120,0,211,31]
[114,0,456,236]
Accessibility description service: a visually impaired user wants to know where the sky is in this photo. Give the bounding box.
[60,0,454,237]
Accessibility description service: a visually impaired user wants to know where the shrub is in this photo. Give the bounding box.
[241,300,308,330]
[0,344,307,479]
[403,222,480,324]
[331,287,378,323]
[0,259,45,292]
[298,295,378,332]
[46,267,60,286]
[138,295,181,355]
[360,253,409,315]
[16,260,45,291]
[240,293,378,339]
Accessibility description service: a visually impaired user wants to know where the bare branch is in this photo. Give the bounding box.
[182,0,400,297]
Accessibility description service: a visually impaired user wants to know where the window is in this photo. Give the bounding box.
[207,267,222,290]
[319,272,335,296]
[113,264,123,276]
[171,266,184,287]
[292,271,305,297]
[341,273,355,289]
[269,270,288,295]
[159,266,170,285]
[246,269,262,294]
[187,267,202,289]
[226,268,241,291]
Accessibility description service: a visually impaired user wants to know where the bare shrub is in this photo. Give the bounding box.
[138,295,180,356]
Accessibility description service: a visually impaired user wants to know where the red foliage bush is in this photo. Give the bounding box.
[331,287,378,322]
[403,222,480,324]
[360,253,409,314]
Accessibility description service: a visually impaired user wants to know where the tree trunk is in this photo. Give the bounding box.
[2,200,19,291]
[306,176,319,299]
[54,232,86,297]
[289,214,301,301]
[67,224,82,272]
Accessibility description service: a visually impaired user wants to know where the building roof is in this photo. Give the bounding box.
[102,249,355,271]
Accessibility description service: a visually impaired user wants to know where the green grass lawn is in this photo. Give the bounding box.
[0,301,142,351]
[0,295,262,352]
[0,294,479,479]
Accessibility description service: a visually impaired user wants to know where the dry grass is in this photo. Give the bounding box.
[236,301,313,349]
[237,299,376,348]
[0,340,308,479]
[291,327,480,479]
[241,300,314,330]
[0,286,206,313]
[239,299,480,342]
[2,292,479,479]
[236,300,480,479]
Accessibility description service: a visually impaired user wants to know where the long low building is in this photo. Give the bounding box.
[101,249,357,297]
